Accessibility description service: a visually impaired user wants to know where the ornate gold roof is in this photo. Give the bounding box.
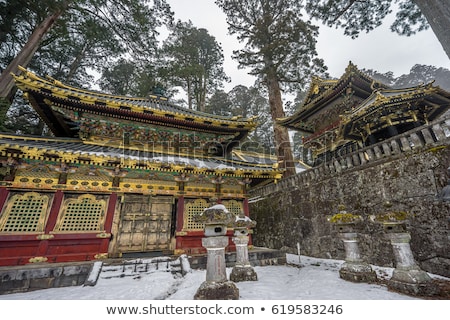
[0,133,283,186]
[13,67,258,139]
[277,61,388,132]
[340,82,450,141]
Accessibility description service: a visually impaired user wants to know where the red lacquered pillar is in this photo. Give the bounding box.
[99,192,118,255]
[36,190,64,259]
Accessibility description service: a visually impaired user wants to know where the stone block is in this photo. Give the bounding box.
[194,281,239,300]
[0,279,30,295]
[29,277,55,290]
[230,266,258,282]
[62,264,92,276]
[54,274,83,287]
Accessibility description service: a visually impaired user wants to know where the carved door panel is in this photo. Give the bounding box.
[116,195,173,254]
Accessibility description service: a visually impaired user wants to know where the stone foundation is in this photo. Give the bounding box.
[194,281,239,300]
[387,268,439,296]
[339,262,377,283]
[0,262,93,295]
[230,266,258,282]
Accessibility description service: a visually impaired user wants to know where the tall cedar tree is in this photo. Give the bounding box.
[215,0,327,177]
[0,0,173,129]
[163,21,228,111]
[305,0,450,60]
[207,85,274,153]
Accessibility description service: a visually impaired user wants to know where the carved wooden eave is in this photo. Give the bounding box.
[276,61,388,133]
[341,83,450,141]
[12,67,258,151]
[0,133,283,189]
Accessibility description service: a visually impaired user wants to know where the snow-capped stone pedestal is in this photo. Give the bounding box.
[230,213,258,282]
[193,204,239,300]
[329,206,377,283]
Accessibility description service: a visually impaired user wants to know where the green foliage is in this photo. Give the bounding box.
[205,90,233,116]
[390,1,429,35]
[362,64,450,90]
[329,213,362,224]
[1,0,174,130]
[393,64,450,91]
[216,0,328,93]
[216,0,329,176]
[97,59,137,96]
[1,1,174,76]
[206,85,275,153]
[3,93,46,135]
[304,0,429,39]
[372,210,409,223]
[162,20,229,111]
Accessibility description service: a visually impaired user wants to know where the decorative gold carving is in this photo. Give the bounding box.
[53,194,106,232]
[184,198,209,230]
[0,192,50,233]
[96,232,111,238]
[29,256,48,263]
[94,253,108,259]
[222,199,244,216]
[173,249,186,255]
[36,234,54,240]
[176,231,188,236]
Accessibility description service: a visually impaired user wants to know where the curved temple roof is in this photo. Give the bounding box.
[13,67,258,139]
[276,62,388,132]
[277,62,450,136]
[0,132,283,186]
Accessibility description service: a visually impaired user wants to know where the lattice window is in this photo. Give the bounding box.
[184,199,209,230]
[0,192,49,233]
[54,194,106,232]
[223,200,243,216]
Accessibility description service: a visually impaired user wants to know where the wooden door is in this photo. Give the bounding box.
[116,195,173,254]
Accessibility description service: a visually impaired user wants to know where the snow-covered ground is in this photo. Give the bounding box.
[1,254,447,300]
[1,254,448,320]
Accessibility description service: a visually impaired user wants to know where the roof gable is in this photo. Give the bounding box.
[277,61,388,132]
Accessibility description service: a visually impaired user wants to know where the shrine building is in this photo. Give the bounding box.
[0,67,282,266]
[277,62,450,165]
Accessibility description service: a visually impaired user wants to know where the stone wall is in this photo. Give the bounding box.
[0,261,93,295]
[249,116,450,278]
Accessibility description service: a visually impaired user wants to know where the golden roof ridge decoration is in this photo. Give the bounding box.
[13,67,258,128]
[0,133,280,177]
[276,61,387,127]
[350,81,449,120]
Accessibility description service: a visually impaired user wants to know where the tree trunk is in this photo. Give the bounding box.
[199,74,207,113]
[0,9,64,100]
[266,72,296,177]
[67,42,89,82]
[0,8,65,124]
[187,78,193,109]
[414,0,450,60]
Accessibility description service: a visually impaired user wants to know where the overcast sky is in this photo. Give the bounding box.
[166,0,450,91]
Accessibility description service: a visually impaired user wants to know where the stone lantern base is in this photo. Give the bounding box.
[387,267,439,296]
[230,265,258,282]
[339,262,378,283]
[385,232,439,296]
[194,281,239,300]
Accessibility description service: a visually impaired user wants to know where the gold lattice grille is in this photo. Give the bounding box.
[223,200,244,216]
[54,194,106,232]
[0,192,49,233]
[184,199,209,230]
